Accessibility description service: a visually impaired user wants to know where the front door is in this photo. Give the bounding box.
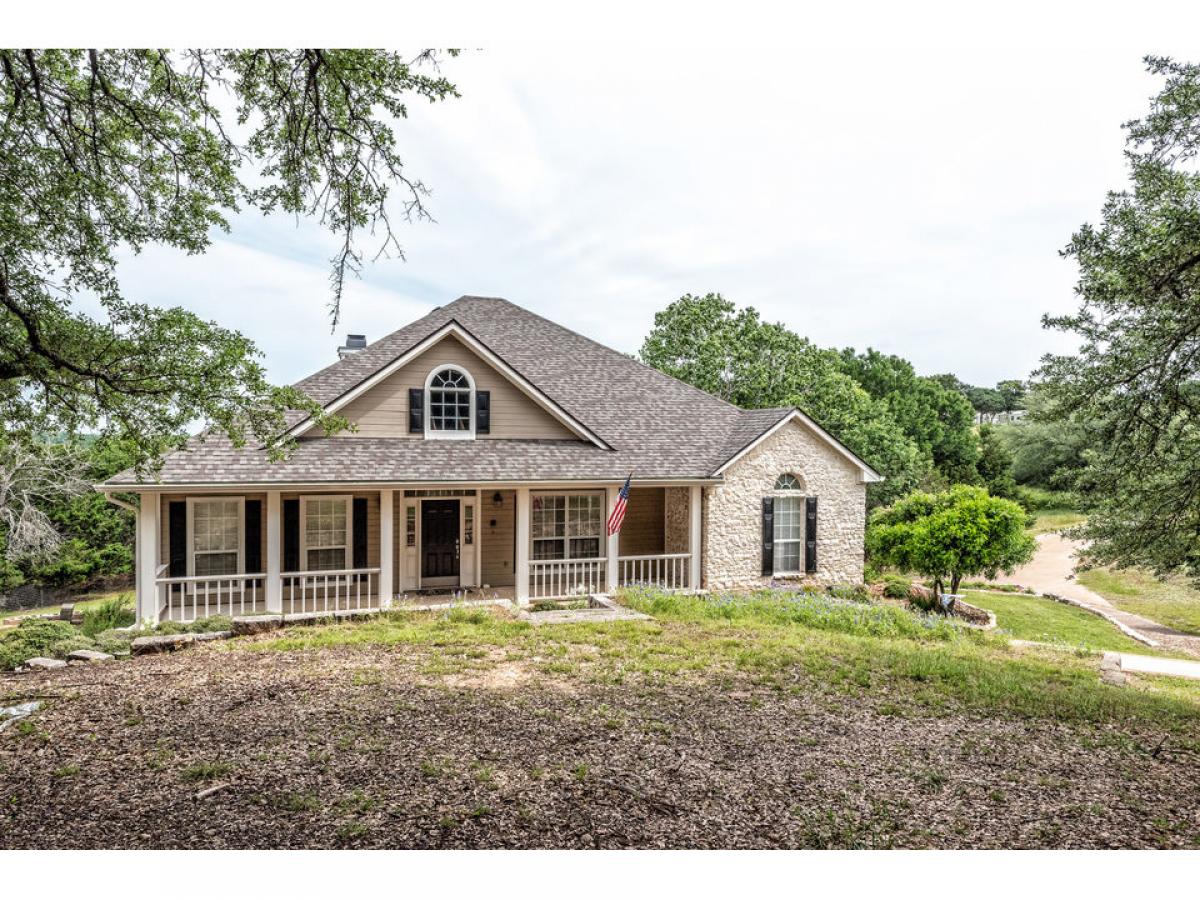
[421,499,460,586]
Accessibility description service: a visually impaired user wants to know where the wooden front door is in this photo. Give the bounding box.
[421,499,460,584]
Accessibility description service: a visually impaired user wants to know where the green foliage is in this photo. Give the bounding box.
[977,424,1018,499]
[0,618,77,669]
[1038,56,1200,577]
[881,574,913,599]
[638,293,977,504]
[0,50,457,472]
[620,587,975,643]
[866,485,1037,597]
[81,594,135,637]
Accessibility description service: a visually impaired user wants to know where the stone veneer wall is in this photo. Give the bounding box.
[702,419,867,589]
[663,487,690,554]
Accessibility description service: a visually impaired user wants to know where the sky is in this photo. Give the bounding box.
[112,43,1169,388]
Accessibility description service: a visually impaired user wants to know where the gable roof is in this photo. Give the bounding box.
[287,319,610,448]
[101,296,882,487]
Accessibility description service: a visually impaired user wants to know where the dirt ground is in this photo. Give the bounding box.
[2,641,1199,849]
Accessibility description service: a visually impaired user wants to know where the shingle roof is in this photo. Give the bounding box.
[102,296,838,487]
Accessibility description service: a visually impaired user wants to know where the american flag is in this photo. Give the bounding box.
[607,473,632,536]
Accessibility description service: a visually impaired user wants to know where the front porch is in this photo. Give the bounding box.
[135,483,702,624]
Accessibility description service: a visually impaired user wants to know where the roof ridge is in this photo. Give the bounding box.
[472,296,748,415]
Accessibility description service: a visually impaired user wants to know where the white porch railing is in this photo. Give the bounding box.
[528,558,606,600]
[618,553,691,591]
[156,573,267,622]
[282,567,381,615]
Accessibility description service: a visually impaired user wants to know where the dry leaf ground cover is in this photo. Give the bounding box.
[2,591,1199,849]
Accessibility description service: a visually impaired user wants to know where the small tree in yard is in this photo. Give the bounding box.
[866,485,1036,605]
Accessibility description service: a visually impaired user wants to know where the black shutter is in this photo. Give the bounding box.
[408,388,424,433]
[168,501,186,577]
[244,500,262,574]
[476,390,490,434]
[761,497,774,576]
[805,496,818,574]
[352,497,368,569]
[283,498,300,572]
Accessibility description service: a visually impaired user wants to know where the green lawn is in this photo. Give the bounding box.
[963,590,1151,654]
[242,589,1200,737]
[1077,568,1200,636]
[1028,508,1086,535]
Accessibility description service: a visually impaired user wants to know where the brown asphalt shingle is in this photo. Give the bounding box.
[103,296,803,486]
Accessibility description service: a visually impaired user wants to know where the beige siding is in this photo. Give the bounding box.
[333,335,577,440]
[618,487,665,556]
[481,490,516,586]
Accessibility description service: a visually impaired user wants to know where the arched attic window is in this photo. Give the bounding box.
[774,473,804,492]
[425,365,475,439]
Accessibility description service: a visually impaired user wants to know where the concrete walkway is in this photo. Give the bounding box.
[1009,533,1200,658]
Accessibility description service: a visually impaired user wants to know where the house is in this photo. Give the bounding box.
[98,296,882,624]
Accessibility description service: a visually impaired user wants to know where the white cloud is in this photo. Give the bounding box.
[109,38,1185,387]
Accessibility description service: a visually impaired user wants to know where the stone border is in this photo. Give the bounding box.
[1037,592,1159,648]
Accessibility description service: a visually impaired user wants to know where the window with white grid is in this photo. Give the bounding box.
[302,496,350,571]
[773,496,804,574]
[190,498,242,577]
[531,493,603,560]
[427,367,472,434]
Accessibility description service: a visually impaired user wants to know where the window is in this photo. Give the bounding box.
[406,505,417,547]
[775,473,803,492]
[773,496,804,573]
[425,366,474,437]
[301,495,352,571]
[188,497,243,577]
[464,504,475,546]
[532,493,603,560]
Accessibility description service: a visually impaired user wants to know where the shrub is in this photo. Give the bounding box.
[186,615,232,634]
[81,594,135,636]
[828,583,872,603]
[47,634,98,658]
[0,618,78,669]
[94,628,134,656]
[881,574,912,599]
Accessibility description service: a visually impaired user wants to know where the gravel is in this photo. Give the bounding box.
[1,641,1198,848]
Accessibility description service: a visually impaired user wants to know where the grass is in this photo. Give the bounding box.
[1028,509,1087,535]
[963,590,1152,654]
[0,589,129,628]
[243,589,1200,738]
[1077,568,1200,636]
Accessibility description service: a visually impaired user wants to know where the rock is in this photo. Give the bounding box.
[192,631,233,643]
[131,633,196,655]
[59,603,74,621]
[232,615,282,636]
[66,648,114,662]
[25,657,67,670]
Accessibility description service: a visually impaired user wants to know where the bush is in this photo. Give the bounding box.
[94,628,134,657]
[881,574,912,599]
[81,594,135,636]
[1014,486,1078,512]
[46,634,98,658]
[0,618,78,669]
[907,589,941,615]
[828,583,872,603]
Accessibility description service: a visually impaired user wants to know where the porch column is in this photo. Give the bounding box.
[689,485,703,591]
[379,489,394,608]
[135,492,159,625]
[266,490,282,613]
[606,484,620,593]
[515,487,530,604]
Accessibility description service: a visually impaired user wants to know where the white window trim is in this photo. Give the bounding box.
[185,496,246,577]
[299,494,354,573]
[424,363,476,441]
[771,490,806,577]
[530,490,606,561]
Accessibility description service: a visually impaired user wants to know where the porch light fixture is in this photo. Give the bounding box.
[492,492,503,507]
